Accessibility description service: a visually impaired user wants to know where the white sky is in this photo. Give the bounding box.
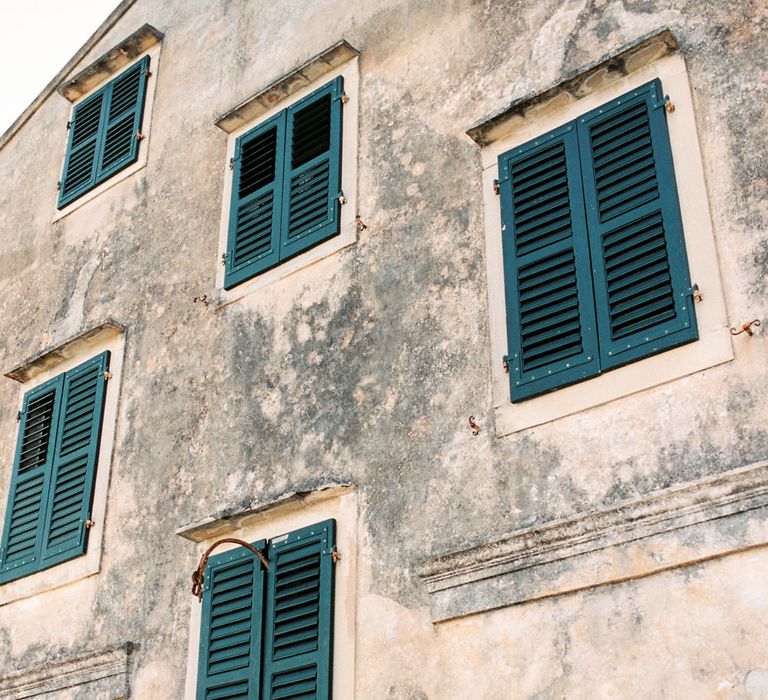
[0,0,119,134]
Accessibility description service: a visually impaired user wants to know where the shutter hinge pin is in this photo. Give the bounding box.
[16,410,22,422]
[229,157,234,171]
[84,519,95,529]
[66,120,72,131]
[665,95,675,113]
[220,253,227,266]
[338,192,347,205]
[103,371,112,381]
[135,131,145,141]
[503,357,510,374]
[340,93,349,105]
[144,69,152,78]
[56,181,62,192]
[493,179,500,196]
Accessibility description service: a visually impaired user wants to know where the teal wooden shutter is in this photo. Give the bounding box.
[40,352,109,567]
[58,56,150,209]
[224,113,286,289]
[97,56,150,181]
[261,519,335,700]
[498,125,600,402]
[578,79,697,370]
[58,91,105,207]
[280,78,343,260]
[0,376,63,583]
[196,542,266,700]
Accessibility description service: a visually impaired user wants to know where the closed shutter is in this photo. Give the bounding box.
[578,79,698,369]
[498,125,599,402]
[197,543,266,700]
[280,78,343,260]
[224,114,286,289]
[0,377,63,582]
[40,352,109,566]
[58,92,105,206]
[58,56,150,209]
[97,56,150,180]
[261,519,335,700]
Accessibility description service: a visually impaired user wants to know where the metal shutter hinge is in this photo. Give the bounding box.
[503,356,511,374]
[144,69,152,78]
[84,519,95,529]
[16,410,23,422]
[684,284,702,303]
[337,192,347,205]
[340,92,349,105]
[220,253,227,266]
[66,120,72,131]
[655,95,675,112]
[323,545,341,563]
[56,181,62,192]
[493,179,500,195]
[135,131,145,141]
[229,157,235,171]
[103,371,112,381]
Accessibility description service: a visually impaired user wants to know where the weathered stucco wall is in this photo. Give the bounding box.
[0,0,767,697]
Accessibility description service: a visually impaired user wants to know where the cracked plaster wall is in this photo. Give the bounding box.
[0,0,767,697]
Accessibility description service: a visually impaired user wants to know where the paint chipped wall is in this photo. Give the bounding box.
[0,0,767,697]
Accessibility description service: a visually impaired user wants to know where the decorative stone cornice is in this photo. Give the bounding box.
[418,459,768,622]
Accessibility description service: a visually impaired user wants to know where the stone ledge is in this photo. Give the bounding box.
[58,24,163,102]
[466,27,680,146]
[4,320,125,383]
[418,460,768,622]
[214,40,358,133]
[0,643,134,699]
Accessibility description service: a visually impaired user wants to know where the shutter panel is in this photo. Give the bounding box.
[197,543,266,700]
[0,377,63,582]
[40,352,109,566]
[280,78,343,260]
[58,92,105,207]
[224,113,286,289]
[262,519,335,700]
[97,56,150,180]
[498,125,600,402]
[578,79,698,370]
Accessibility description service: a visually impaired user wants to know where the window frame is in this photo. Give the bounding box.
[53,43,161,220]
[481,53,732,435]
[0,328,124,605]
[214,57,359,306]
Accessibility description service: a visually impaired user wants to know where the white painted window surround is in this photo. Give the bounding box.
[0,324,124,606]
[479,51,732,436]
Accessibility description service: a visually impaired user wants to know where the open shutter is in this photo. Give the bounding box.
[97,56,150,181]
[578,79,698,370]
[224,113,286,288]
[262,519,335,700]
[40,352,109,566]
[498,125,600,402]
[280,78,343,260]
[0,377,63,582]
[58,91,105,207]
[197,543,266,700]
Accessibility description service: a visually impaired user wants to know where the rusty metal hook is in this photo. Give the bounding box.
[193,295,209,307]
[730,319,761,336]
[468,416,481,436]
[191,538,269,602]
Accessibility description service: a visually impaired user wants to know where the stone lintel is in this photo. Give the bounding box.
[214,40,358,133]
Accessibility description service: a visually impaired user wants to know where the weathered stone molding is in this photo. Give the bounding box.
[5,320,125,383]
[466,28,680,146]
[418,460,768,622]
[58,24,164,102]
[0,643,134,699]
[176,482,355,542]
[214,40,359,133]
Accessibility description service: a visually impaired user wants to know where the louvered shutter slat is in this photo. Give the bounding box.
[98,56,150,179]
[280,78,343,260]
[578,79,697,369]
[197,545,265,700]
[224,114,285,288]
[0,379,63,582]
[40,352,109,566]
[499,126,600,401]
[262,520,335,700]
